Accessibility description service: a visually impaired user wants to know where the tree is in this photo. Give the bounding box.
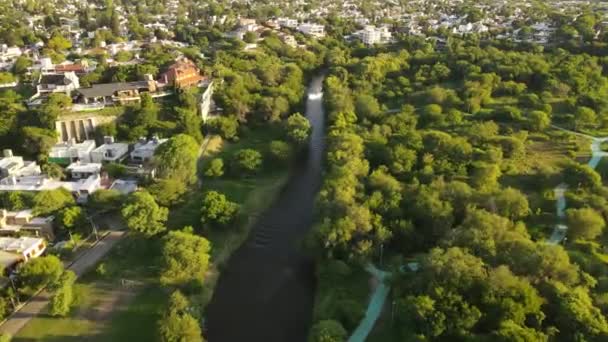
[243,31,257,43]
[355,94,381,121]
[421,104,443,127]
[389,145,417,176]
[21,127,57,159]
[32,189,76,216]
[19,255,64,294]
[135,93,159,128]
[48,270,76,316]
[308,320,347,342]
[268,140,293,164]
[121,191,168,236]
[493,188,530,220]
[57,206,86,236]
[87,189,123,213]
[0,90,24,139]
[204,158,224,178]
[158,291,203,342]
[231,149,262,174]
[573,106,597,130]
[47,32,72,51]
[566,207,605,240]
[200,191,239,228]
[563,162,601,189]
[471,162,501,193]
[285,113,311,146]
[528,110,550,131]
[160,228,211,287]
[38,93,72,129]
[175,107,203,142]
[208,116,239,140]
[155,134,200,185]
[148,179,187,207]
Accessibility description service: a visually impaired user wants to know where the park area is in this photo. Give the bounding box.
[11,122,294,341]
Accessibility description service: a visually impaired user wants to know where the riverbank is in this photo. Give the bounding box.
[206,74,326,342]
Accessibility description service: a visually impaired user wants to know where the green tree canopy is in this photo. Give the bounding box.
[160,228,211,287]
[231,149,262,174]
[32,189,76,216]
[566,207,605,240]
[121,191,168,236]
[158,291,203,342]
[155,134,200,185]
[19,255,64,294]
[308,320,347,342]
[200,191,239,228]
[285,112,311,146]
[48,270,76,317]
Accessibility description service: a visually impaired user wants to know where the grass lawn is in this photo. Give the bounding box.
[14,284,101,342]
[15,235,165,342]
[96,285,167,342]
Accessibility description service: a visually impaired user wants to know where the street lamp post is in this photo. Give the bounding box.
[380,243,384,267]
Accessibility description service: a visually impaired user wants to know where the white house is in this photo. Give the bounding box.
[358,26,393,45]
[0,237,46,269]
[90,136,129,163]
[0,150,42,180]
[297,23,326,38]
[130,137,168,163]
[66,162,102,180]
[0,174,101,203]
[277,18,298,29]
[49,139,96,165]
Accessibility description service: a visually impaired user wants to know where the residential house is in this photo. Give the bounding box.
[0,150,42,180]
[0,174,101,203]
[357,25,393,45]
[0,210,55,240]
[0,237,46,269]
[34,71,80,97]
[277,18,299,29]
[76,75,163,105]
[90,136,129,163]
[66,162,102,180]
[130,137,167,163]
[49,139,96,165]
[297,23,326,38]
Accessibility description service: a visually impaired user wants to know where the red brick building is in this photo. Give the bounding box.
[158,57,206,89]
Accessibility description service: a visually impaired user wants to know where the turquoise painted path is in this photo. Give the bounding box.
[548,126,608,244]
[348,264,390,342]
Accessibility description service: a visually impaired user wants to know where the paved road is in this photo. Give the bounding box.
[0,231,126,336]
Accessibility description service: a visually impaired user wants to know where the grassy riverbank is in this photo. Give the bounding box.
[14,124,293,341]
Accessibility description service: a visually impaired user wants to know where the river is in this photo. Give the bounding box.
[206,74,326,342]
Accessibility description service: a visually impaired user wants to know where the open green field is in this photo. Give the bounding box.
[15,235,165,342]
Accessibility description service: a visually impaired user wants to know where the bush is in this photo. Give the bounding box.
[268,140,293,164]
[231,149,262,175]
[204,158,224,177]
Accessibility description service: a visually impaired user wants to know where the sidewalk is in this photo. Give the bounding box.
[0,231,126,336]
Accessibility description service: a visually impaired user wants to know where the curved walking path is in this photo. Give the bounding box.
[549,125,608,244]
[348,265,389,342]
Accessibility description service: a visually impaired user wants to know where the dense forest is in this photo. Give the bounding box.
[310,35,608,341]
